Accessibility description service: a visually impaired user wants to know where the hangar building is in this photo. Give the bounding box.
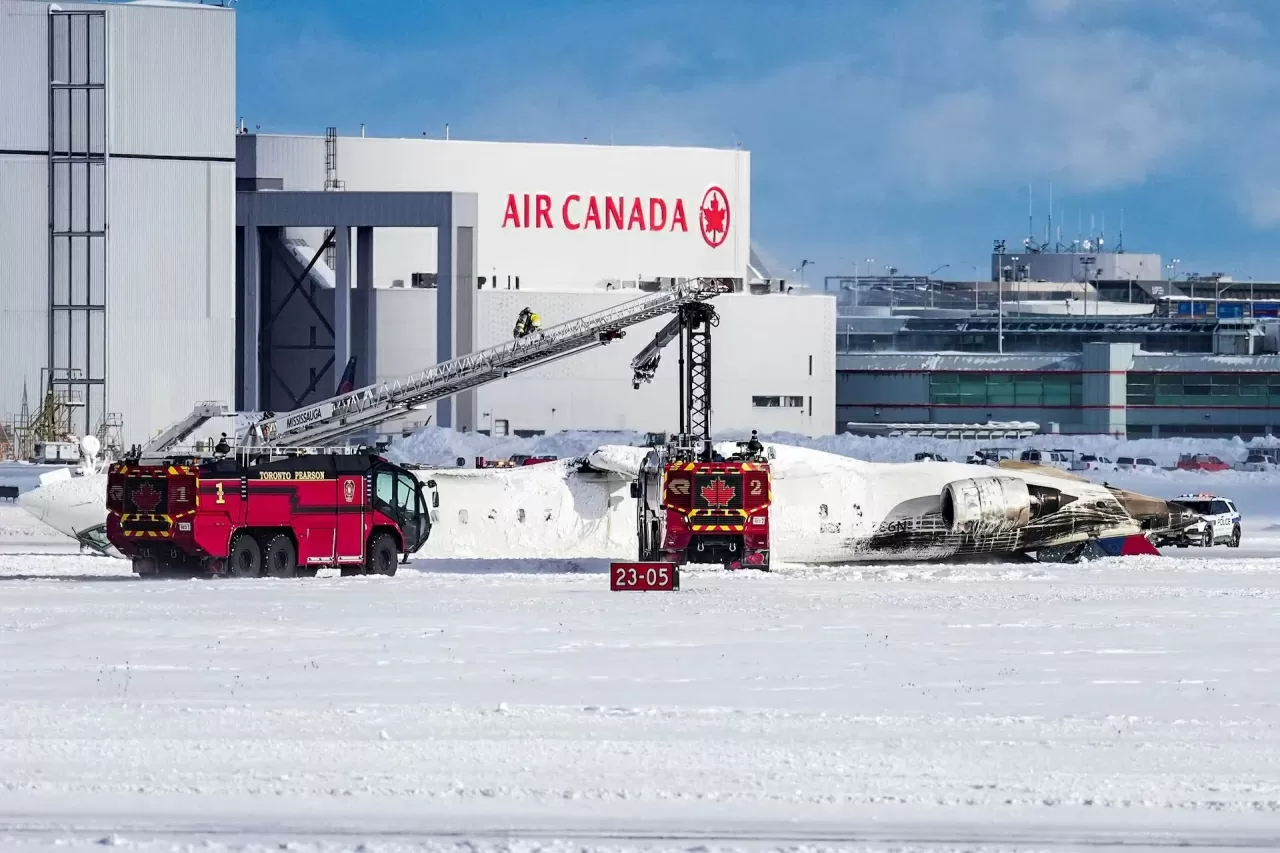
[0,0,235,444]
[237,133,834,438]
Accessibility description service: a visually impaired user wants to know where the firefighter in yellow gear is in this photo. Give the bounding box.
[513,307,542,338]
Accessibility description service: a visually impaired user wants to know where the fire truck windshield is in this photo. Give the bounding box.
[374,465,431,553]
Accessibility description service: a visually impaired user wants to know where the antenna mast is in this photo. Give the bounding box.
[1047,183,1053,251]
[1028,183,1034,249]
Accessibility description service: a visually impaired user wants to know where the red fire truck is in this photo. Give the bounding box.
[105,450,436,578]
[627,301,774,572]
[634,443,772,570]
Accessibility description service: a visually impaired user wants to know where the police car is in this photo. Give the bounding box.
[1167,493,1242,548]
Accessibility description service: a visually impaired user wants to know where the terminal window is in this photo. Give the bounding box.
[1127,372,1280,407]
[753,395,805,408]
[929,372,1082,408]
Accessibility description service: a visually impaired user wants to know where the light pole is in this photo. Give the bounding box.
[971,264,979,310]
[853,257,873,309]
[928,264,950,308]
[994,240,1006,353]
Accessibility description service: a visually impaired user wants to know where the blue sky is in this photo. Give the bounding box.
[235,0,1280,287]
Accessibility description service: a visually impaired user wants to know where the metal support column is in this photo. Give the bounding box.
[354,226,375,389]
[332,225,352,391]
[47,9,107,437]
[239,225,261,409]
[435,214,455,429]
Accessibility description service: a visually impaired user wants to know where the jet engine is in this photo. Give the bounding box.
[940,477,1068,533]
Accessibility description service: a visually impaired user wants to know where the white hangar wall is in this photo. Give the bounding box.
[237,133,751,290]
[0,0,235,446]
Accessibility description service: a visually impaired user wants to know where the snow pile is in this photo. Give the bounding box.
[389,424,1280,470]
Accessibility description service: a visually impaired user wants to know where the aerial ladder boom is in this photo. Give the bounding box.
[140,277,736,456]
[629,300,718,461]
[259,277,734,447]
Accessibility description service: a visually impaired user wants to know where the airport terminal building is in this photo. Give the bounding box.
[833,249,1280,438]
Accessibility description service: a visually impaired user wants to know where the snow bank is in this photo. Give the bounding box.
[388,424,1280,470]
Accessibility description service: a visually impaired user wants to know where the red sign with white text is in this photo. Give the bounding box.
[610,562,680,591]
[502,187,731,249]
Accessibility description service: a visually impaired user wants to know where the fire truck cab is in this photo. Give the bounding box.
[633,438,772,571]
[106,451,436,578]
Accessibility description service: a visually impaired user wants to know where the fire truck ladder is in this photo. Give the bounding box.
[142,277,735,457]
[629,300,718,461]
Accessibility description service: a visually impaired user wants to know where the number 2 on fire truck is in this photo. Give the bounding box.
[750,480,762,496]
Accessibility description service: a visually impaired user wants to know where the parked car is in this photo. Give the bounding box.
[914,451,947,462]
[1115,456,1160,471]
[1161,493,1242,548]
[1018,449,1073,470]
[1070,453,1116,472]
[966,447,1017,465]
[1241,450,1280,472]
[1177,453,1232,472]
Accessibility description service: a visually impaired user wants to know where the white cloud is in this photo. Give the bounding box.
[248,0,1280,275]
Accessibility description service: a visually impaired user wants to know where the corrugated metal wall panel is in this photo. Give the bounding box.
[245,135,327,190]
[0,310,47,419]
[107,158,235,444]
[0,156,47,314]
[107,5,234,158]
[0,155,48,420]
[0,1,48,152]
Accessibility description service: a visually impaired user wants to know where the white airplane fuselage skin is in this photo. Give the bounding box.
[17,443,1183,566]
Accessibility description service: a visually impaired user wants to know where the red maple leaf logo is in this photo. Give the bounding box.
[131,482,162,513]
[698,186,730,248]
[700,477,736,508]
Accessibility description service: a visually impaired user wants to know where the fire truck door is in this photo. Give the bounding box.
[335,474,366,564]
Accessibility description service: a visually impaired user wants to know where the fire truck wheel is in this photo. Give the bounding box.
[227,533,262,578]
[264,534,298,578]
[366,532,398,577]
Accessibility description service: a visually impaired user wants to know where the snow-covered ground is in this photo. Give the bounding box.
[4,495,1280,851]
[7,429,1280,851]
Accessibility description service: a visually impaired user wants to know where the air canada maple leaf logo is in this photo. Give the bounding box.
[698,186,730,249]
[131,482,162,513]
[700,477,736,508]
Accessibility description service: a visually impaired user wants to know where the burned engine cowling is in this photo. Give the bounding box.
[940,477,1069,533]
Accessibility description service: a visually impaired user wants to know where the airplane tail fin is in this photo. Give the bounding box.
[336,357,357,395]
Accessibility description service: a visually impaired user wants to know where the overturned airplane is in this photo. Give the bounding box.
[17,442,1200,567]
